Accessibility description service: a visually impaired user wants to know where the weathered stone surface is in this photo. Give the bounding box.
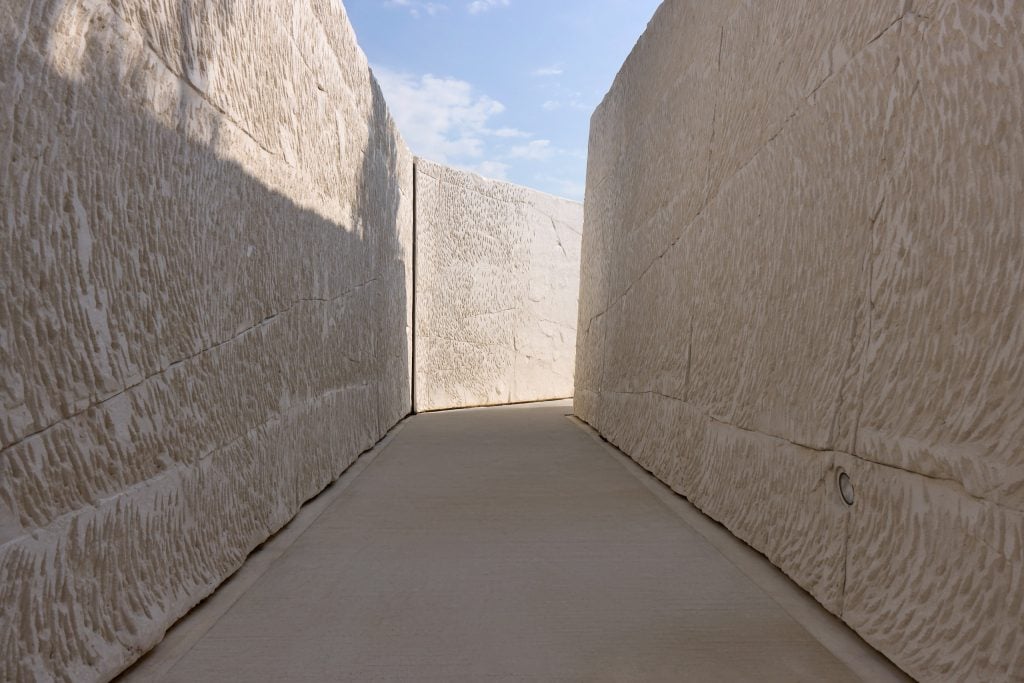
[414,159,582,412]
[576,1,1024,680]
[0,0,412,680]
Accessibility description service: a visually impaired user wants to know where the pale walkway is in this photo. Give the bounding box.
[122,401,909,682]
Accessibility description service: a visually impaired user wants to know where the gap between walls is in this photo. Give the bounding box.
[410,158,418,414]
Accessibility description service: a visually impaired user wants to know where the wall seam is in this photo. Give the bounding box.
[411,158,418,414]
[603,389,1024,518]
[0,281,379,456]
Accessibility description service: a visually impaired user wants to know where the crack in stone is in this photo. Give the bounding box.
[536,317,575,330]
[605,389,1024,515]
[0,380,376,548]
[420,335,507,349]
[701,25,724,210]
[460,307,518,320]
[549,217,568,258]
[93,0,275,159]
[0,279,378,454]
[849,196,886,455]
[592,6,928,323]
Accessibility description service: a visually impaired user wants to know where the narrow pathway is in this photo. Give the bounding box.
[122,401,907,682]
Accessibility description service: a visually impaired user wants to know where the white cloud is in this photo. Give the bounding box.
[492,127,531,138]
[464,160,511,180]
[535,175,585,202]
[532,65,564,77]
[467,0,509,14]
[541,94,591,112]
[507,140,585,163]
[509,139,554,160]
[372,66,506,163]
[370,63,585,200]
[384,0,447,17]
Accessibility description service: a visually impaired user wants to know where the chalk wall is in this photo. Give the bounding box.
[415,159,582,412]
[575,1,1024,680]
[0,0,412,679]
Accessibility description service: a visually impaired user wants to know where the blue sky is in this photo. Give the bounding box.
[345,0,662,201]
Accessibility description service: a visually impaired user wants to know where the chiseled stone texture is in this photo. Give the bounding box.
[0,0,412,680]
[414,159,582,412]
[576,1,1024,680]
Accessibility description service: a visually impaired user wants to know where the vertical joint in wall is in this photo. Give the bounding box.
[411,158,418,414]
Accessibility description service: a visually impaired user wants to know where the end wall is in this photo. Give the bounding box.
[414,159,583,412]
[0,1,412,680]
[576,1,1024,680]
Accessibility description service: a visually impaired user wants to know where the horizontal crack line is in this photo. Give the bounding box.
[1,380,378,551]
[1,280,377,455]
[603,389,1023,515]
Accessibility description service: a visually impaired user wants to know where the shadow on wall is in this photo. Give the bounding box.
[0,0,409,680]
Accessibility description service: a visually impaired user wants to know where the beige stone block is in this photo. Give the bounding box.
[591,390,847,614]
[577,1,1024,679]
[0,0,412,679]
[414,159,582,412]
[856,1,1024,511]
[711,0,906,197]
[840,454,1024,681]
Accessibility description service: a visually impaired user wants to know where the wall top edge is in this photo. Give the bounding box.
[590,0,670,124]
[414,156,584,207]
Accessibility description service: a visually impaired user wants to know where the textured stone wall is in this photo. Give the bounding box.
[576,1,1024,681]
[415,159,582,412]
[0,0,412,680]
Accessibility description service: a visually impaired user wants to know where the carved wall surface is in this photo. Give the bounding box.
[415,159,582,412]
[0,1,412,679]
[575,2,1024,680]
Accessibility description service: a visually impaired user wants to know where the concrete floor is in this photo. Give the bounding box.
[121,401,910,682]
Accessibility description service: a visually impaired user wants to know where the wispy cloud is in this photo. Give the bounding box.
[540,93,591,112]
[383,0,448,18]
[492,127,531,138]
[373,66,507,163]
[532,65,564,77]
[536,175,586,202]
[466,160,511,180]
[508,139,554,160]
[370,61,585,199]
[508,139,585,164]
[467,0,509,15]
